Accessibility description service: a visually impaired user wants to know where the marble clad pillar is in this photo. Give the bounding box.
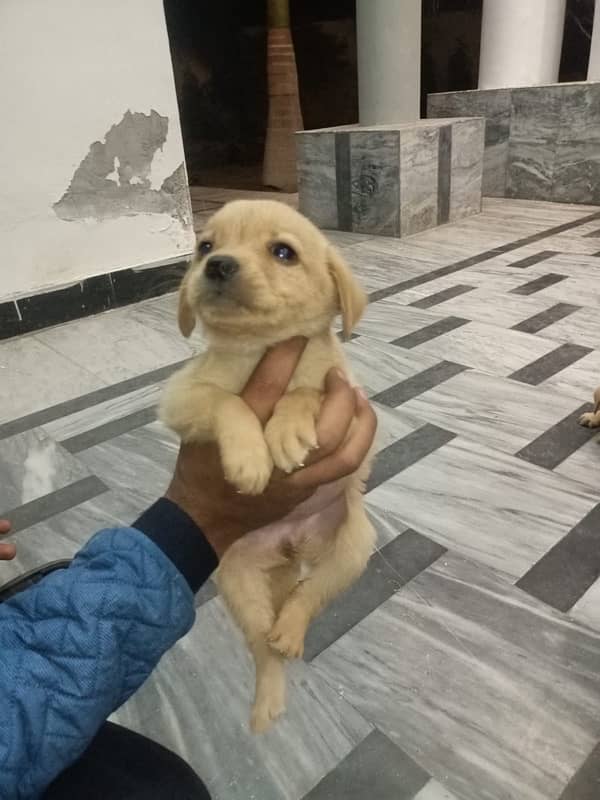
[478,0,567,90]
[588,0,600,81]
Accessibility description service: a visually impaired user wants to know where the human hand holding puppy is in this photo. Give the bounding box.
[166,337,377,558]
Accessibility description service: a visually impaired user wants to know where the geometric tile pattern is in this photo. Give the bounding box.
[3,195,600,798]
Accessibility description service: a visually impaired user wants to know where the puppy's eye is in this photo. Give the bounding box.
[271,242,297,263]
[198,240,213,256]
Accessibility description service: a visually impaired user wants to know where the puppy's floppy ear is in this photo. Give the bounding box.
[328,246,367,340]
[177,270,196,338]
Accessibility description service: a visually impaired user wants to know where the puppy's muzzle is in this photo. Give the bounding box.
[205,255,240,283]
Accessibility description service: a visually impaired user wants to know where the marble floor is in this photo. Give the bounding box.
[3,194,600,799]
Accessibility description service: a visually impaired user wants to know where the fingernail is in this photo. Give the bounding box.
[356,387,368,400]
[334,368,346,380]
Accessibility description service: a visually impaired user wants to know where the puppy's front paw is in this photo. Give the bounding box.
[221,437,273,495]
[250,691,286,733]
[265,390,321,474]
[579,411,600,428]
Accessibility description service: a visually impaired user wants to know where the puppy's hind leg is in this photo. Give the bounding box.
[269,492,375,660]
[579,387,600,428]
[217,542,299,732]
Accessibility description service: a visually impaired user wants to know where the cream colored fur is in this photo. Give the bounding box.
[159,199,375,732]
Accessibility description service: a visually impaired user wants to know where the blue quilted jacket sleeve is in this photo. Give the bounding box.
[0,499,218,800]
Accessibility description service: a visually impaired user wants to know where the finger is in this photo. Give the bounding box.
[241,337,307,425]
[0,520,11,535]
[306,369,356,464]
[0,542,16,561]
[288,390,377,489]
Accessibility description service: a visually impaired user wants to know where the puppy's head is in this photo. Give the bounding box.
[178,200,366,344]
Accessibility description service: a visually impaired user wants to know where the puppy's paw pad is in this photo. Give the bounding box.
[222,444,273,495]
[579,412,600,428]
[250,696,285,733]
[268,623,305,661]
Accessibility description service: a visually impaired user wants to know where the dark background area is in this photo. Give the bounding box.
[164,0,594,188]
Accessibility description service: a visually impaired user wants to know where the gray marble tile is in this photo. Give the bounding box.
[77,420,178,498]
[410,321,558,376]
[0,428,92,510]
[428,89,511,197]
[372,361,468,407]
[541,348,600,401]
[297,132,338,230]
[533,306,600,349]
[350,130,400,236]
[571,575,600,631]
[354,301,446,343]
[510,272,567,295]
[112,597,373,800]
[512,303,581,335]
[559,742,600,800]
[61,407,157,453]
[399,126,439,236]
[0,335,107,425]
[449,119,484,222]
[410,284,475,309]
[413,781,461,800]
[507,140,557,201]
[517,502,600,612]
[313,553,600,800]
[37,309,193,384]
[303,729,429,799]
[367,435,600,578]
[557,83,600,144]
[399,370,580,456]
[516,404,593,469]
[509,343,592,387]
[344,337,441,396]
[372,402,426,450]
[304,529,446,662]
[552,140,600,205]
[392,317,470,349]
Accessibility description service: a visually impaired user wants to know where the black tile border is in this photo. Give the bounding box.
[4,476,109,534]
[583,228,600,238]
[506,250,560,269]
[367,424,456,492]
[372,361,468,407]
[303,729,430,800]
[335,132,353,233]
[510,273,567,295]
[437,124,452,225]
[511,303,581,334]
[1,259,189,342]
[517,503,600,613]
[409,284,475,309]
[0,359,187,442]
[391,316,469,349]
[368,207,600,303]
[60,406,157,453]
[305,530,446,662]
[516,403,595,470]
[558,742,600,799]
[509,344,593,386]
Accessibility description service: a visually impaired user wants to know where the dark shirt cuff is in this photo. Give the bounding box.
[133,498,218,593]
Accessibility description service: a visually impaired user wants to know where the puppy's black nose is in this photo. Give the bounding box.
[205,255,239,282]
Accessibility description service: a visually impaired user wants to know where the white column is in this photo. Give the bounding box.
[356,0,422,125]
[478,0,566,90]
[588,0,600,80]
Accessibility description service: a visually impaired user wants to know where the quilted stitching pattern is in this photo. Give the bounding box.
[0,528,195,800]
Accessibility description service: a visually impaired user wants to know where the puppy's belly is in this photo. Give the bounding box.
[242,483,348,557]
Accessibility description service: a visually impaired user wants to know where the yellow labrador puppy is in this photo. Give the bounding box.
[579,386,600,431]
[159,199,374,731]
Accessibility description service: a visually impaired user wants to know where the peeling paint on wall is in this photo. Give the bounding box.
[53,110,192,227]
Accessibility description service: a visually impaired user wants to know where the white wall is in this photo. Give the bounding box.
[0,0,195,302]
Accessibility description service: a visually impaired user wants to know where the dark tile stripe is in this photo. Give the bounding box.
[391,316,469,349]
[510,273,567,295]
[367,425,456,492]
[509,344,593,386]
[372,361,468,407]
[368,208,600,303]
[303,729,429,800]
[517,503,600,613]
[335,132,352,232]
[61,406,157,453]
[593,250,600,257]
[5,476,109,534]
[437,124,452,225]
[512,303,580,334]
[583,228,600,237]
[0,359,187,441]
[507,250,560,269]
[410,284,475,309]
[516,403,595,469]
[559,742,600,799]
[305,530,446,662]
